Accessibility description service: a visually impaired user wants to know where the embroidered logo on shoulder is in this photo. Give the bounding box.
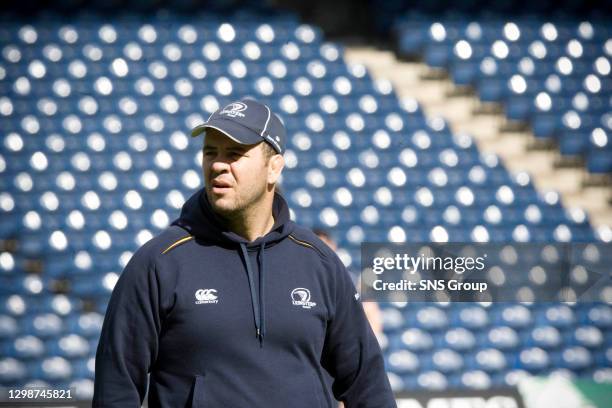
[291,288,316,309]
[195,289,218,305]
[219,102,247,118]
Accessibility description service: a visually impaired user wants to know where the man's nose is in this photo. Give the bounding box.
[209,157,231,173]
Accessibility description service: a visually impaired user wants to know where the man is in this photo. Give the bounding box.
[93,99,396,407]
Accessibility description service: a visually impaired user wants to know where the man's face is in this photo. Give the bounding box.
[202,129,271,216]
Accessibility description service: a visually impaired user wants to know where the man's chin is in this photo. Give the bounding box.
[207,193,237,215]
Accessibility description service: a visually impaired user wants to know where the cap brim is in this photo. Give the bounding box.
[191,117,264,146]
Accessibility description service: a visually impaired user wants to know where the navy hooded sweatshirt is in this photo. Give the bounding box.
[93,188,396,408]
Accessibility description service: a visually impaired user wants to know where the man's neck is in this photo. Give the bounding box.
[228,213,275,242]
[223,197,276,242]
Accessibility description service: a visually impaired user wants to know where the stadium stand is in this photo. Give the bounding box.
[391,14,611,174]
[0,1,610,402]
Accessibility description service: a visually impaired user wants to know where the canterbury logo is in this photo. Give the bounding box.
[291,288,316,309]
[220,102,247,118]
[195,288,219,304]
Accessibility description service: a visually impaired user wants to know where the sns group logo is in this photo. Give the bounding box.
[195,288,219,305]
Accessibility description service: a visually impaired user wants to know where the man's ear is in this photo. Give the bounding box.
[267,154,284,185]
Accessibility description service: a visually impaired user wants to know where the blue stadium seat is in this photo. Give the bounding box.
[2,335,45,359]
[46,334,90,359]
[0,357,27,383]
[30,356,73,382]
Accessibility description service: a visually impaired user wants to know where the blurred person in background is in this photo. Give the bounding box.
[314,229,385,408]
[313,229,383,337]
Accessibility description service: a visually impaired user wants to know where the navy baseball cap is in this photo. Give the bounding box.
[191,99,286,154]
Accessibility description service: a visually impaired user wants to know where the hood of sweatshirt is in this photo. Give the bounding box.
[171,188,295,346]
[172,187,294,248]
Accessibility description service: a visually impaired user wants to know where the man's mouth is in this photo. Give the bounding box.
[210,179,232,193]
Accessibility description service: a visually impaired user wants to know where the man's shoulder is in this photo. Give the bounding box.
[131,225,194,262]
[285,223,336,260]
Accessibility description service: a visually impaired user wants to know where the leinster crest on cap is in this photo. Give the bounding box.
[220,102,247,118]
